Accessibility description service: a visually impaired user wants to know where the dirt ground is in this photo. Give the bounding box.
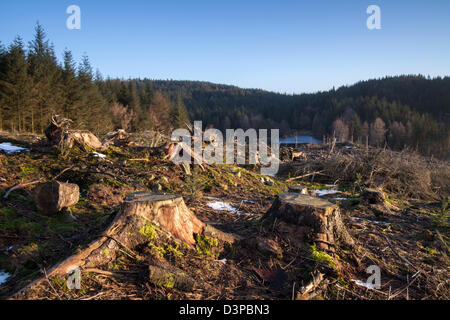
[0,133,448,300]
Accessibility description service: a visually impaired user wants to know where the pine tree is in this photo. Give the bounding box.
[28,23,64,133]
[62,50,83,121]
[170,94,190,130]
[0,37,32,132]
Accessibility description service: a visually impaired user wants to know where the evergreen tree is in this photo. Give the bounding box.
[0,37,32,132]
[170,94,190,130]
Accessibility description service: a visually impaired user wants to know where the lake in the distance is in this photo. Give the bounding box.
[278,135,322,144]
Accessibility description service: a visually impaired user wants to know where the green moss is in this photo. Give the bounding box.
[154,272,175,289]
[139,223,157,240]
[425,247,437,255]
[308,244,336,268]
[165,244,184,258]
[19,166,37,176]
[148,243,166,258]
[195,234,219,258]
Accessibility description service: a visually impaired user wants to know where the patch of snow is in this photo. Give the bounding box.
[352,279,377,290]
[0,270,11,285]
[351,217,391,226]
[214,258,227,264]
[312,189,341,197]
[243,200,255,204]
[0,142,28,154]
[332,197,348,201]
[207,201,237,212]
[93,151,106,158]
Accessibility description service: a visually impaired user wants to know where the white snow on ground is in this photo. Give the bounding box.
[207,201,237,212]
[0,271,11,285]
[0,142,28,154]
[93,151,107,158]
[351,217,392,226]
[214,258,227,264]
[351,279,377,290]
[332,197,348,201]
[311,189,341,197]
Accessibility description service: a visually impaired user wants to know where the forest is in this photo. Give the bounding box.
[1,24,449,158]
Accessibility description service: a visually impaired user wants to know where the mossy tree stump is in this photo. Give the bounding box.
[265,193,354,251]
[11,192,234,298]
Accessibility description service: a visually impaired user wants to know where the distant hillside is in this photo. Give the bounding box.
[0,23,448,157]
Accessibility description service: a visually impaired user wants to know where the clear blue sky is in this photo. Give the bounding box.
[1,0,449,94]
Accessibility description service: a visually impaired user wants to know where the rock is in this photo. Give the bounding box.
[34,181,80,214]
[265,193,354,251]
[288,185,308,194]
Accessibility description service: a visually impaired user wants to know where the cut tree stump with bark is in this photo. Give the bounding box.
[10,192,234,298]
[34,181,80,214]
[265,193,354,251]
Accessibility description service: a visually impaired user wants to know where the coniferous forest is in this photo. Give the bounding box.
[0,24,449,158]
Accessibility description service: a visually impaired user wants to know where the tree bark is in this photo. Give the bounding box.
[34,181,80,214]
[265,193,354,251]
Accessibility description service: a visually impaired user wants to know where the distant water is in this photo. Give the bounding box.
[278,135,322,144]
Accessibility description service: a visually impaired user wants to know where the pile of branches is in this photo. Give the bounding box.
[280,147,449,200]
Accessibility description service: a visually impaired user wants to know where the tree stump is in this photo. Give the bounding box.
[34,181,80,214]
[361,188,386,204]
[120,192,206,245]
[265,193,354,251]
[10,192,235,298]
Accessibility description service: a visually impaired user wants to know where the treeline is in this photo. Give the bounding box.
[0,24,449,158]
[0,24,189,135]
[152,79,450,158]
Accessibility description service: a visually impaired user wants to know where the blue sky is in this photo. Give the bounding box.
[1,0,449,94]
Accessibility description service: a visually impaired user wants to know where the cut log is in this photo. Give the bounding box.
[265,193,354,251]
[288,185,308,194]
[34,181,79,214]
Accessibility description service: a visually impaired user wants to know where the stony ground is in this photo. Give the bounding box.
[0,132,448,300]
